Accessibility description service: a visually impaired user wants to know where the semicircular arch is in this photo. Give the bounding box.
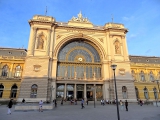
[54,34,107,60]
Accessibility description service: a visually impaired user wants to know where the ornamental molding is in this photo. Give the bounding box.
[33,65,41,72]
[69,11,91,23]
[119,68,125,75]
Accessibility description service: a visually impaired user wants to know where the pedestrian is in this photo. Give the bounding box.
[120,100,124,110]
[7,99,13,115]
[22,98,25,103]
[125,100,128,111]
[139,99,143,106]
[102,99,105,106]
[101,99,103,105]
[86,99,88,105]
[75,99,77,105]
[55,99,57,107]
[81,98,85,109]
[61,98,63,105]
[39,100,43,112]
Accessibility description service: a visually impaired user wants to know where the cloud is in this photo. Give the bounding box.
[122,16,134,21]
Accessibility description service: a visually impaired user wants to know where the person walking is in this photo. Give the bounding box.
[81,98,85,109]
[7,99,13,115]
[22,98,25,103]
[139,99,143,106]
[39,100,43,112]
[61,98,63,105]
[120,100,124,110]
[55,99,57,107]
[125,100,128,111]
[86,99,88,105]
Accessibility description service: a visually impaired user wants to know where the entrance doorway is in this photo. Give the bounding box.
[87,91,93,100]
[77,91,83,100]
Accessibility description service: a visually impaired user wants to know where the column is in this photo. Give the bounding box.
[9,63,14,78]
[84,84,86,100]
[0,62,2,77]
[46,29,51,56]
[64,83,67,99]
[31,27,37,55]
[94,84,97,101]
[74,84,77,99]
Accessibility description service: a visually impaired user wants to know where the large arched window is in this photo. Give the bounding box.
[135,87,139,99]
[57,40,102,80]
[10,84,18,98]
[149,71,154,81]
[0,84,4,98]
[122,86,127,99]
[30,84,38,98]
[1,65,8,77]
[140,71,145,81]
[153,87,158,99]
[144,87,149,99]
[14,65,22,78]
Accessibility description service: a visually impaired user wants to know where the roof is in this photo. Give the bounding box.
[0,47,27,57]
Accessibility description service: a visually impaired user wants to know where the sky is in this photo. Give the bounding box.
[0,0,160,56]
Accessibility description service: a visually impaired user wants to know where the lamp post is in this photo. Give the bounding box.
[111,64,120,120]
[155,80,160,102]
[91,85,96,108]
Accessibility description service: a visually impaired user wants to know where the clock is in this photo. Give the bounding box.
[78,57,83,61]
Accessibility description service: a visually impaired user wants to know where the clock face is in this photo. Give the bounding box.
[78,57,83,61]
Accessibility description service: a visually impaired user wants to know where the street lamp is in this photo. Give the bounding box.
[153,80,160,104]
[91,85,96,108]
[111,64,120,120]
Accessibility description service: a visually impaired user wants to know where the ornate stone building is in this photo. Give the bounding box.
[17,12,136,102]
[130,56,160,101]
[0,48,26,101]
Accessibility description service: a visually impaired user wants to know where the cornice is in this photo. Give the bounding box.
[55,25,105,33]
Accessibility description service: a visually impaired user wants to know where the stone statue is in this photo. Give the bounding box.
[70,11,90,23]
[37,36,44,49]
[115,41,121,54]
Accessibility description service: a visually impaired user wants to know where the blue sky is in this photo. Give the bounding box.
[0,0,160,56]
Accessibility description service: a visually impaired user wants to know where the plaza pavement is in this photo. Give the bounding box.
[0,101,160,120]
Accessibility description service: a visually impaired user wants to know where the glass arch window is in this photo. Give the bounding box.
[57,39,102,80]
[149,71,154,81]
[1,65,8,77]
[122,86,127,99]
[15,65,22,78]
[144,87,149,99]
[30,84,38,98]
[140,71,145,81]
[131,70,136,80]
[0,84,4,98]
[10,84,18,98]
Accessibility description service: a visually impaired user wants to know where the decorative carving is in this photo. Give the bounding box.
[98,38,104,43]
[57,35,62,40]
[119,68,125,75]
[37,32,45,49]
[70,11,91,23]
[33,65,41,72]
[114,39,121,54]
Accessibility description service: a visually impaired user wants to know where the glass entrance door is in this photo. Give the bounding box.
[77,91,83,100]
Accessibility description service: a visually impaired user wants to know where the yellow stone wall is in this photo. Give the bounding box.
[131,62,160,101]
[0,56,25,101]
